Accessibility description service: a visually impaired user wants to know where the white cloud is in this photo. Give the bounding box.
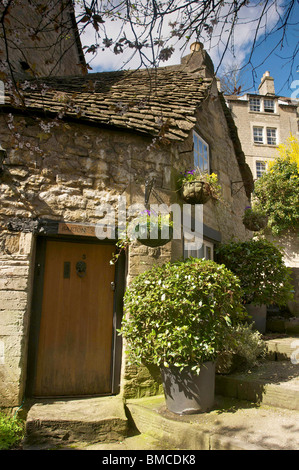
[77,1,285,74]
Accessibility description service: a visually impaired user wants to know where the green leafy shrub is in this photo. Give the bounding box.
[0,412,24,450]
[216,324,267,374]
[215,239,294,306]
[253,152,299,235]
[120,258,246,374]
[242,205,268,232]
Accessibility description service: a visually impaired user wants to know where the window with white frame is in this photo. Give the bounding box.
[264,99,275,113]
[253,126,277,145]
[253,126,263,143]
[250,97,261,112]
[184,239,214,261]
[256,161,267,178]
[249,97,276,113]
[193,131,209,172]
[266,128,277,145]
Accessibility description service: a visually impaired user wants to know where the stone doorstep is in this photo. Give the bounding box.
[126,398,264,451]
[126,395,299,451]
[23,395,129,449]
[215,360,299,411]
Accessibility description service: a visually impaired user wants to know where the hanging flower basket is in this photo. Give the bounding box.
[180,180,211,205]
[134,211,173,247]
[242,207,268,232]
[178,168,222,205]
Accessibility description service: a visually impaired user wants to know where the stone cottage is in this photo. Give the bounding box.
[0,35,254,406]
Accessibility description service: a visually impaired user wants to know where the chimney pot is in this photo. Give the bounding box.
[190,42,203,52]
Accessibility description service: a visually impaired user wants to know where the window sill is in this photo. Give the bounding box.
[249,111,279,116]
[253,143,278,148]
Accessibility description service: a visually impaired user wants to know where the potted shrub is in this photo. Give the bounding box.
[178,168,222,204]
[216,323,267,374]
[242,206,268,232]
[215,239,294,334]
[120,258,246,415]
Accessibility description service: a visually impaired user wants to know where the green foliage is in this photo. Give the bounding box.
[242,206,268,232]
[216,323,267,374]
[215,239,294,306]
[110,210,173,264]
[120,258,246,373]
[0,412,24,450]
[253,154,299,236]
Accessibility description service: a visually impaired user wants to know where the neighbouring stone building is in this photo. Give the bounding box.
[224,71,299,180]
[224,72,299,315]
[0,6,254,407]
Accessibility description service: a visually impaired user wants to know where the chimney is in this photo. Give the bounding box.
[258,71,275,96]
[180,42,214,77]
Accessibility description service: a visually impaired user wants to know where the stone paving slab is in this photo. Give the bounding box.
[215,361,299,410]
[265,335,299,360]
[126,394,299,451]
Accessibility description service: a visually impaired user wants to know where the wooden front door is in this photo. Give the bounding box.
[34,240,116,397]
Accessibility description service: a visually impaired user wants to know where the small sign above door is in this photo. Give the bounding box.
[58,223,96,237]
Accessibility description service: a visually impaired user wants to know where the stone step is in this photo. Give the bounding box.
[126,394,299,450]
[23,395,129,449]
[266,317,299,335]
[215,360,299,411]
[264,335,299,361]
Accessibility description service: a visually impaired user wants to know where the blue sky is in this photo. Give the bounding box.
[239,6,299,97]
[79,1,299,99]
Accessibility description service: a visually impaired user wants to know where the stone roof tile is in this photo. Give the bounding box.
[7,69,213,141]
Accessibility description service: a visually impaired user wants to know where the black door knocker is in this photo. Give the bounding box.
[76,260,87,278]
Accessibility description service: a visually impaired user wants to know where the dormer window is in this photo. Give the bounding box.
[264,99,275,113]
[193,131,209,172]
[250,98,261,112]
[249,97,275,113]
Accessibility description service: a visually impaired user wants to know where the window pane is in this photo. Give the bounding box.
[256,161,267,178]
[193,131,209,172]
[253,127,263,143]
[203,145,208,171]
[267,128,276,145]
[250,98,260,112]
[264,99,274,113]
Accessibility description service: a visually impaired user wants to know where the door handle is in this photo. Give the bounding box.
[110,282,116,291]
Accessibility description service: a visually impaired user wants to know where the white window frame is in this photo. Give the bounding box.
[266,128,277,145]
[249,97,261,112]
[253,126,278,146]
[264,99,275,113]
[253,126,264,144]
[256,161,267,179]
[184,239,214,261]
[193,131,209,172]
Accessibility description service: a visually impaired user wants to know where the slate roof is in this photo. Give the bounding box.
[9,69,213,142]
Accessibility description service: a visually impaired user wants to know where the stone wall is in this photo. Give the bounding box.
[0,91,251,406]
[266,231,299,316]
[0,114,179,406]
[0,0,85,79]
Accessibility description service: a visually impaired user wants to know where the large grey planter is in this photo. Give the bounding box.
[245,304,267,334]
[160,362,215,415]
